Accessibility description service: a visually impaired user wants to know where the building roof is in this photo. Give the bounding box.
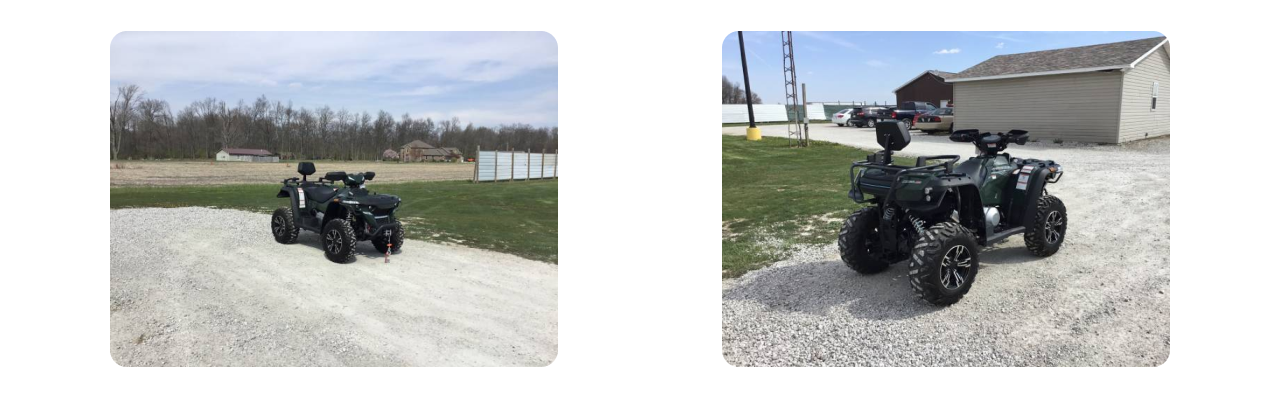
[221,148,274,156]
[949,37,1168,82]
[893,70,957,93]
[423,148,462,157]
[402,140,434,149]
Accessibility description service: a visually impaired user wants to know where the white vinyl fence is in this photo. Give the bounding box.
[474,149,558,182]
[722,104,828,123]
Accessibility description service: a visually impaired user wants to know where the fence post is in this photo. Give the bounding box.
[473,145,479,183]
[509,150,515,182]
[540,149,545,180]
[492,149,498,184]
[553,149,558,179]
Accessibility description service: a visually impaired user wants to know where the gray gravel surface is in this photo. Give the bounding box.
[723,124,1169,366]
[111,207,556,366]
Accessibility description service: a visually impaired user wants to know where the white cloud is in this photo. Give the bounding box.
[111,32,557,86]
[933,48,961,55]
[865,60,888,68]
[392,85,449,96]
[287,82,303,89]
[996,42,1005,49]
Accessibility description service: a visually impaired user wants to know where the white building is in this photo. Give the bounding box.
[948,37,1169,144]
[215,148,279,162]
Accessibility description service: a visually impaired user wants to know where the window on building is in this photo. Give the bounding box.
[1151,82,1159,111]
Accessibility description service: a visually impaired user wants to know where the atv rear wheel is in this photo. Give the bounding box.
[838,208,890,274]
[1025,194,1067,256]
[322,218,357,263]
[908,222,980,305]
[373,221,405,255]
[271,207,299,244]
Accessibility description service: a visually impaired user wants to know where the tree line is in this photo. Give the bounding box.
[721,76,762,105]
[108,84,558,161]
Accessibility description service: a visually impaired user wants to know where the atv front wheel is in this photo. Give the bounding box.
[271,207,299,244]
[1025,195,1067,256]
[373,221,405,255]
[322,218,357,263]
[908,222,980,305]
[838,208,890,274]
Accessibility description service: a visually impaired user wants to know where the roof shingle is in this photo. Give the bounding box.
[952,37,1166,81]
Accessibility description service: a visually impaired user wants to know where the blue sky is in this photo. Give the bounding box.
[111,32,558,127]
[723,31,1163,105]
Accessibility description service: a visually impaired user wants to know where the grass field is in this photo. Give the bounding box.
[722,120,830,128]
[112,179,558,263]
[721,135,909,277]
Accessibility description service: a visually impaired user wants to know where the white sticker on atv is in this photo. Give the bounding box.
[1016,173,1030,190]
[297,188,306,208]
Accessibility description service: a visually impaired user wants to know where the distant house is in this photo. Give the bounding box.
[417,147,463,162]
[948,36,1169,143]
[382,149,399,160]
[400,140,435,162]
[215,148,279,162]
[894,70,956,108]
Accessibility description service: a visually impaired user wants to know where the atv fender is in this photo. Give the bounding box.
[322,202,350,228]
[1017,168,1052,229]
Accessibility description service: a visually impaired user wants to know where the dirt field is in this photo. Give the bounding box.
[110,160,475,186]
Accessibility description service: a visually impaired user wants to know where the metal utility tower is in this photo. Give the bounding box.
[781,31,806,147]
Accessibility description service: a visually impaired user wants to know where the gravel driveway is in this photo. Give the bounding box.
[110,207,556,366]
[722,124,1169,366]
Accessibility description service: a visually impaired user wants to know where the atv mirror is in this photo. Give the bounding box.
[364,171,376,181]
[875,120,910,151]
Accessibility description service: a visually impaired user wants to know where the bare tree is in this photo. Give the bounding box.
[110,84,142,160]
[721,75,761,105]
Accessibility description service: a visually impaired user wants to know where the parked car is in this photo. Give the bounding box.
[833,108,859,126]
[891,101,938,129]
[854,107,892,128]
[914,107,955,134]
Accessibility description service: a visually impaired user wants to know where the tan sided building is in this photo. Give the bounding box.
[948,37,1169,143]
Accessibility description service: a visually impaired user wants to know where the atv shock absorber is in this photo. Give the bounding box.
[907,214,927,235]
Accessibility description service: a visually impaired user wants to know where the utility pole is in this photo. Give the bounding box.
[801,83,810,147]
[739,31,760,141]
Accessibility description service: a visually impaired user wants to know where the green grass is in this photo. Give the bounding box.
[111,179,558,263]
[722,120,829,127]
[721,135,909,277]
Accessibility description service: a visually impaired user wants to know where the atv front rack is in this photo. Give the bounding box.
[848,154,960,203]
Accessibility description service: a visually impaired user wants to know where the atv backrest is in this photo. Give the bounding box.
[298,162,316,177]
[875,120,910,151]
[364,171,376,181]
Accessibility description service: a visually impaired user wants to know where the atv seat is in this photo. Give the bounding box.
[303,185,339,202]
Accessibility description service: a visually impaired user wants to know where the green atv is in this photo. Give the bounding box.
[271,162,405,263]
[840,122,1066,305]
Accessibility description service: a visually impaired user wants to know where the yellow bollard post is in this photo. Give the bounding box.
[746,126,762,141]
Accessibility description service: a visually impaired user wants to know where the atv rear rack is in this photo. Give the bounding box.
[848,154,960,203]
